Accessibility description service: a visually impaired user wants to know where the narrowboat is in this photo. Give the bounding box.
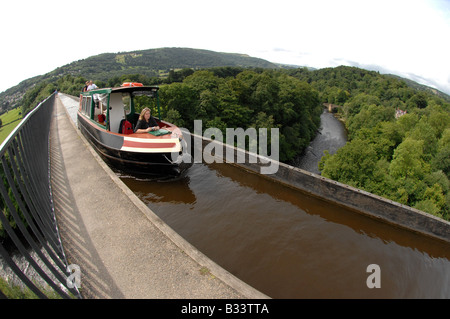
[77,83,192,177]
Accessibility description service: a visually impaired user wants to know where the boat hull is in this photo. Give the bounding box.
[77,112,192,177]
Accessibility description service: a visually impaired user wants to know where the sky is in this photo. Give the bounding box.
[1,0,450,95]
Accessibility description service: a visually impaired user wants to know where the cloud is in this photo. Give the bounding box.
[0,0,449,97]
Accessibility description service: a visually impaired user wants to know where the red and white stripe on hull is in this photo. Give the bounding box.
[121,136,181,153]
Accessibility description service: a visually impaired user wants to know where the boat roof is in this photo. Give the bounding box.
[82,85,159,96]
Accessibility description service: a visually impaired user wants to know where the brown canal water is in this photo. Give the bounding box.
[61,92,450,298]
[119,162,450,299]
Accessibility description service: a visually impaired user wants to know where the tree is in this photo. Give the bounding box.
[159,83,198,131]
[183,70,222,92]
[389,138,430,180]
[347,104,394,137]
[407,92,428,109]
[396,113,419,138]
[320,139,378,189]
[165,109,184,127]
[407,117,439,157]
[432,147,450,178]
[426,103,450,138]
[341,93,381,120]
[414,183,446,217]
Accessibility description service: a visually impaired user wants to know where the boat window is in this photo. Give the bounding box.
[133,91,158,115]
[132,91,156,98]
[82,96,92,117]
[122,93,131,115]
[98,94,108,106]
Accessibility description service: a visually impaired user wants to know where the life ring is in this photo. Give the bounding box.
[121,82,144,87]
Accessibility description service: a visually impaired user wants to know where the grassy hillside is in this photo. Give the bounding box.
[46,47,280,85]
[386,74,450,103]
[0,107,22,143]
[0,47,280,111]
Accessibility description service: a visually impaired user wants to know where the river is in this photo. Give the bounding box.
[293,107,348,174]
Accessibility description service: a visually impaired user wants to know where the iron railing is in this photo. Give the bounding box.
[0,92,80,299]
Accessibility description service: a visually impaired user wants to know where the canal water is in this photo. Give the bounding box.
[119,162,450,298]
[61,94,450,298]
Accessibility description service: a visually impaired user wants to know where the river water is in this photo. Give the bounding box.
[293,108,347,174]
[61,95,450,298]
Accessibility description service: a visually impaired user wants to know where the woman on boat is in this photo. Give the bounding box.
[134,107,160,133]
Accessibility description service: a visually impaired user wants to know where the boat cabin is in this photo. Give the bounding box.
[79,84,161,134]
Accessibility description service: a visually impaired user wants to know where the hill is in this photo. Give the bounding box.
[0,47,280,112]
[50,47,280,80]
[2,47,449,113]
[386,74,450,103]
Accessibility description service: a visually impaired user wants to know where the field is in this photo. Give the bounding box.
[0,108,23,143]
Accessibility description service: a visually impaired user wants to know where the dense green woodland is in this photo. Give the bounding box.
[295,66,450,220]
[20,68,323,163]
[10,66,450,238]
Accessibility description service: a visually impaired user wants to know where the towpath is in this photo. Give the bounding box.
[51,93,268,299]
